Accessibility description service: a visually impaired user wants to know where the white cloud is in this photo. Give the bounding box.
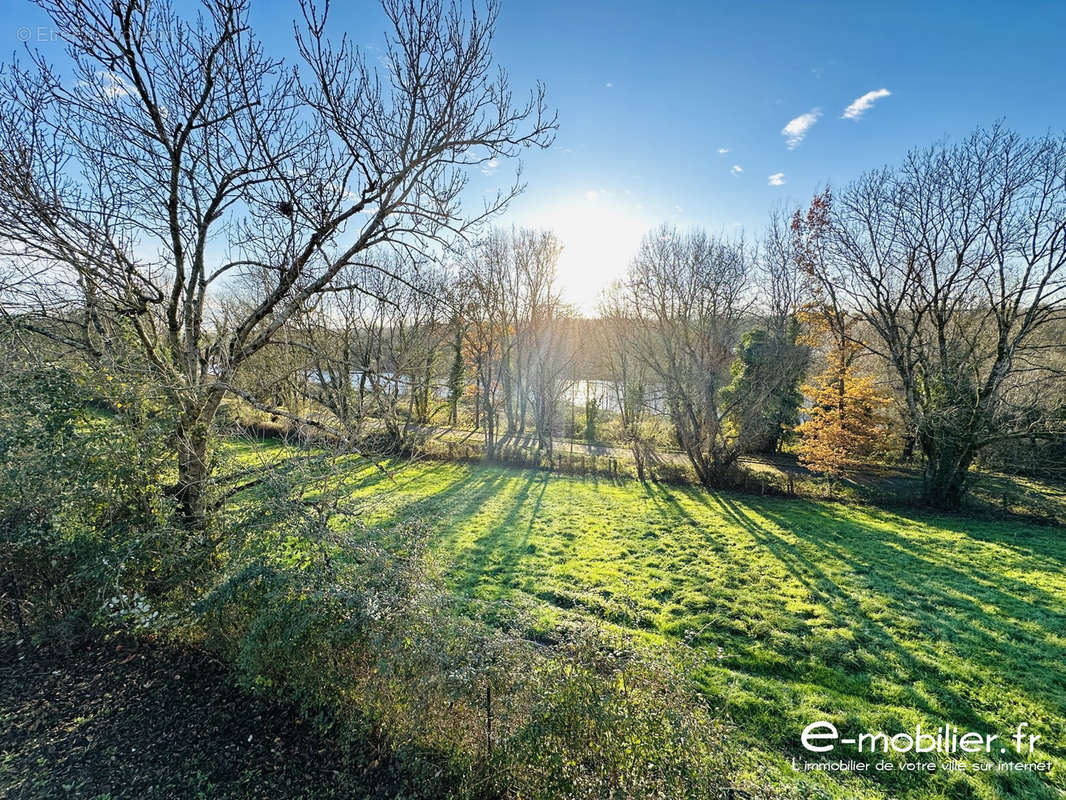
[842,88,891,120]
[768,172,786,186]
[781,109,821,149]
[584,189,600,201]
[605,81,614,88]
[480,158,499,176]
[717,147,730,155]
[730,165,743,176]
[100,72,130,99]
[78,70,130,100]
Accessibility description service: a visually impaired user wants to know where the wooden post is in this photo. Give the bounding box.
[485,683,493,757]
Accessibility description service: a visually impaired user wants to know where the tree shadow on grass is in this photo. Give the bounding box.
[444,468,550,599]
[395,463,514,524]
[675,488,1066,766]
[650,485,911,683]
[744,497,1066,663]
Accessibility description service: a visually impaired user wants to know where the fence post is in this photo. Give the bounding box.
[485,683,493,757]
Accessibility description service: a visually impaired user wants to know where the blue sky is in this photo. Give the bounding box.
[15,0,1066,311]
[475,0,1066,309]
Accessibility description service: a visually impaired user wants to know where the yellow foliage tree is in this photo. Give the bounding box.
[797,364,889,477]
[791,188,891,477]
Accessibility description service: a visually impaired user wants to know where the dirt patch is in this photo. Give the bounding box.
[0,633,424,799]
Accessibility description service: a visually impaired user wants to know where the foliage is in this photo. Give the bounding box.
[584,394,599,444]
[722,325,808,454]
[447,322,466,426]
[496,630,741,800]
[0,359,200,631]
[796,364,890,477]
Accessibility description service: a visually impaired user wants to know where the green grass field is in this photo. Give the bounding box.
[233,444,1066,800]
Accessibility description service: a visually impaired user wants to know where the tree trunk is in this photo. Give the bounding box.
[920,442,974,510]
[176,419,210,528]
[174,394,223,529]
[501,356,515,436]
[484,400,496,459]
[695,459,736,490]
[632,440,646,482]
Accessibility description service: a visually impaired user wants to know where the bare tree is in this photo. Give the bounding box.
[622,225,753,487]
[511,228,569,451]
[0,0,555,525]
[599,286,654,479]
[761,207,811,335]
[297,280,377,442]
[461,235,509,458]
[270,254,449,452]
[456,225,569,457]
[527,316,575,458]
[813,125,1066,508]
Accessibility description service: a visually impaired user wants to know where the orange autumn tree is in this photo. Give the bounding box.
[794,308,890,476]
[796,360,889,476]
[792,189,889,476]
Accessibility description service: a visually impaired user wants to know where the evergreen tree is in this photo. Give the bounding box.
[722,324,808,454]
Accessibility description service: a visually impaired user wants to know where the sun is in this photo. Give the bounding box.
[514,191,651,315]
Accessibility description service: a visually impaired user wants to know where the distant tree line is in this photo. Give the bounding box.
[224,126,1066,510]
[0,0,1062,519]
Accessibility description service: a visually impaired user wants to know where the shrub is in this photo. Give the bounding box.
[0,361,200,633]
[493,630,737,800]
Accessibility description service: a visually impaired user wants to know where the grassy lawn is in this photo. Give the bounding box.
[229,443,1066,800]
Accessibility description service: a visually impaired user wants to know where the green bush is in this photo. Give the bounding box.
[0,361,200,633]
[494,631,738,800]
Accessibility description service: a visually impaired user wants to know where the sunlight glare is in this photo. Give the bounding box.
[514,191,651,315]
